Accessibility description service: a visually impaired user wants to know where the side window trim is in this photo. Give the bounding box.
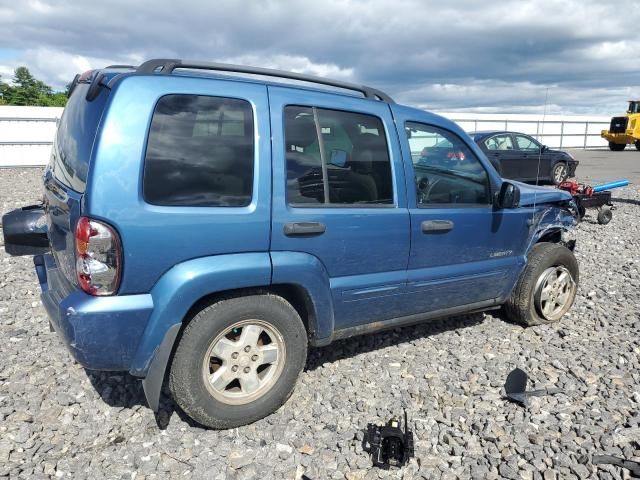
[404,121,493,208]
[312,107,331,205]
[284,104,396,208]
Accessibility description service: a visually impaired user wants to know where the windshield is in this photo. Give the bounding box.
[629,102,640,114]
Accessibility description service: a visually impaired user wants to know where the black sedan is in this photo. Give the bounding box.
[469,131,578,184]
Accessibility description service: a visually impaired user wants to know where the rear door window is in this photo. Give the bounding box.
[284,106,393,206]
[514,134,540,151]
[143,95,255,207]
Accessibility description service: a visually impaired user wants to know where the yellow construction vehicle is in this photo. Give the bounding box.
[601,101,640,151]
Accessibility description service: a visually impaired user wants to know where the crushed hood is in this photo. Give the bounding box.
[513,182,572,207]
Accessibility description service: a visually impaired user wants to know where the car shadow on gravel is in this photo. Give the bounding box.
[305,312,486,371]
[611,196,640,206]
[83,369,201,430]
[81,312,486,430]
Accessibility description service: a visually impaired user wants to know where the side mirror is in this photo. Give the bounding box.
[541,145,549,153]
[496,181,520,209]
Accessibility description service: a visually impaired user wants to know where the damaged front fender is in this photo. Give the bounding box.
[527,202,578,252]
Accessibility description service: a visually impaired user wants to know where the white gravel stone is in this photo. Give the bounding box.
[1,169,639,479]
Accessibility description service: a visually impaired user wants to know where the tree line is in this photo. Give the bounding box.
[0,67,67,107]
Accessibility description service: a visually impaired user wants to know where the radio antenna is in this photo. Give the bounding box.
[532,87,550,216]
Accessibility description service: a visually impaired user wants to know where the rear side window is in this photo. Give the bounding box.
[51,83,110,192]
[284,106,393,206]
[143,95,254,207]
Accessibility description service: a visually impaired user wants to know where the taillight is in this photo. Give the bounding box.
[74,216,122,296]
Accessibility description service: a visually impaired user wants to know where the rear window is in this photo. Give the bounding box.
[143,95,254,207]
[51,83,110,192]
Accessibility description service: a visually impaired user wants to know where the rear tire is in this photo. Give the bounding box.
[169,294,307,429]
[609,142,626,151]
[504,243,579,327]
[635,140,640,151]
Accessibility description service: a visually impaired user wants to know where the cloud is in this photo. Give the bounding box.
[0,0,638,114]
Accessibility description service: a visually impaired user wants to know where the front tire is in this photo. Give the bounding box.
[504,243,579,326]
[609,142,626,151]
[635,140,640,151]
[169,294,307,429]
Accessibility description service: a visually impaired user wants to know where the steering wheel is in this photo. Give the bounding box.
[416,176,442,204]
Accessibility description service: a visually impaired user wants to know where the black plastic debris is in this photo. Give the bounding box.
[363,410,414,469]
[592,455,640,477]
[504,368,562,407]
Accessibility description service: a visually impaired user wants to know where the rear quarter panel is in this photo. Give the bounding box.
[85,75,272,294]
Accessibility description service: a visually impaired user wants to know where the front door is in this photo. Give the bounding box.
[396,113,530,315]
[269,87,410,330]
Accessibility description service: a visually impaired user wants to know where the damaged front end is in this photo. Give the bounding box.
[528,199,579,252]
[515,182,579,251]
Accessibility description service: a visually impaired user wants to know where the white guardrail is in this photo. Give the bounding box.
[0,106,64,167]
[0,106,611,168]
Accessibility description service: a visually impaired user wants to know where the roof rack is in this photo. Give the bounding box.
[105,64,137,69]
[136,58,394,103]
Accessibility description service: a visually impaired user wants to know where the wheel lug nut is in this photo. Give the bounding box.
[243,367,250,373]
[244,346,251,353]
[231,365,238,372]
[231,352,239,359]
[251,355,258,361]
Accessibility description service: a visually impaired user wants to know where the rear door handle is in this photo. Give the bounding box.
[421,220,454,233]
[283,222,326,236]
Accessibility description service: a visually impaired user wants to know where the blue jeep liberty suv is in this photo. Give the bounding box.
[2,59,579,428]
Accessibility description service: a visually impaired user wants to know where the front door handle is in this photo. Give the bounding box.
[421,220,454,233]
[283,222,326,236]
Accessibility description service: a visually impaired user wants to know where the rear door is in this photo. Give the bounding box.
[268,87,410,330]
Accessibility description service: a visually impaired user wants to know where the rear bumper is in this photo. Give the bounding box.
[36,254,154,371]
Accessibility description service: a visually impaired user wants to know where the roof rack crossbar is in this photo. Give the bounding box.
[136,58,394,103]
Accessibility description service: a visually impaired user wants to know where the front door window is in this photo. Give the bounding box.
[405,122,490,206]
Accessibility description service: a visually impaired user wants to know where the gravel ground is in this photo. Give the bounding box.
[1,168,639,480]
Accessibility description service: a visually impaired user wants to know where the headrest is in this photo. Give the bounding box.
[285,113,317,147]
[357,132,385,147]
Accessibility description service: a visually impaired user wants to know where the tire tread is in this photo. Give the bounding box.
[168,294,307,429]
[504,242,578,327]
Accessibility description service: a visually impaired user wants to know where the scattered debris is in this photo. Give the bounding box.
[363,410,414,469]
[503,367,562,407]
[592,455,640,476]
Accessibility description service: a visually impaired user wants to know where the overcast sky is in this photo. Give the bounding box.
[0,0,638,115]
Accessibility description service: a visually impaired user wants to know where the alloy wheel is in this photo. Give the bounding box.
[202,320,286,405]
[534,266,576,321]
[553,163,567,183]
